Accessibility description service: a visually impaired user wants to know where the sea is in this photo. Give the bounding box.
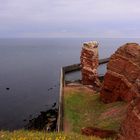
[0,38,140,130]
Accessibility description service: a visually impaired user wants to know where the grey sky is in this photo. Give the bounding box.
[0,0,140,38]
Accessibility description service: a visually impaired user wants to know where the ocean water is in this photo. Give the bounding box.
[0,38,140,130]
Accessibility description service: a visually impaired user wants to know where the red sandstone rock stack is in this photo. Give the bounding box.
[100,43,140,103]
[80,41,100,87]
[118,98,140,140]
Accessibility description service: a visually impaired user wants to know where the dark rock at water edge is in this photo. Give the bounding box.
[25,108,58,131]
[6,88,10,90]
[52,102,56,108]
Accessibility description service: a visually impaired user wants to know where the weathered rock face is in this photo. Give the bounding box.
[80,41,101,87]
[118,98,140,140]
[100,43,140,103]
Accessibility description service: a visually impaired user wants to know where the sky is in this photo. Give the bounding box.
[0,0,140,38]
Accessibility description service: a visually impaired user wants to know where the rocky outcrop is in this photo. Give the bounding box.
[100,43,140,103]
[80,41,101,87]
[118,98,140,140]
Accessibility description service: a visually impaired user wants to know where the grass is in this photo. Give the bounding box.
[0,130,108,140]
[64,86,127,134]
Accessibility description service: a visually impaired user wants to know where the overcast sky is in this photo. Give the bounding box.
[0,0,140,38]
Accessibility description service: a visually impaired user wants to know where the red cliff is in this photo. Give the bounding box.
[118,98,140,140]
[100,43,140,103]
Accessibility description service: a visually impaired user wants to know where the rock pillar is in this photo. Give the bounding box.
[80,41,100,87]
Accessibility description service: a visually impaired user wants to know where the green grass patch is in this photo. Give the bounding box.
[64,88,127,134]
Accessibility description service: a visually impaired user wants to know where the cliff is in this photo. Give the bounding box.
[118,98,140,140]
[100,43,140,103]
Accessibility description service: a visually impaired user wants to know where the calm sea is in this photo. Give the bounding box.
[0,38,139,130]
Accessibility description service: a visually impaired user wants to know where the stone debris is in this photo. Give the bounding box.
[25,108,58,131]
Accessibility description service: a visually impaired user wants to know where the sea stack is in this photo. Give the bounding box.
[100,43,140,103]
[80,41,101,87]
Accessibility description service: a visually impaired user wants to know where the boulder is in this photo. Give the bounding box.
[100,43,140,103]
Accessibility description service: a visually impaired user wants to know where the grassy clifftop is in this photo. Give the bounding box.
[64,85,128,139]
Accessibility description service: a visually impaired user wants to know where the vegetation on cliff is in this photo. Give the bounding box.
[64,86,128,139]
[0,130,108,140]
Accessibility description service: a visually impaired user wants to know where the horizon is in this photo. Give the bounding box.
[1,37,140,39]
